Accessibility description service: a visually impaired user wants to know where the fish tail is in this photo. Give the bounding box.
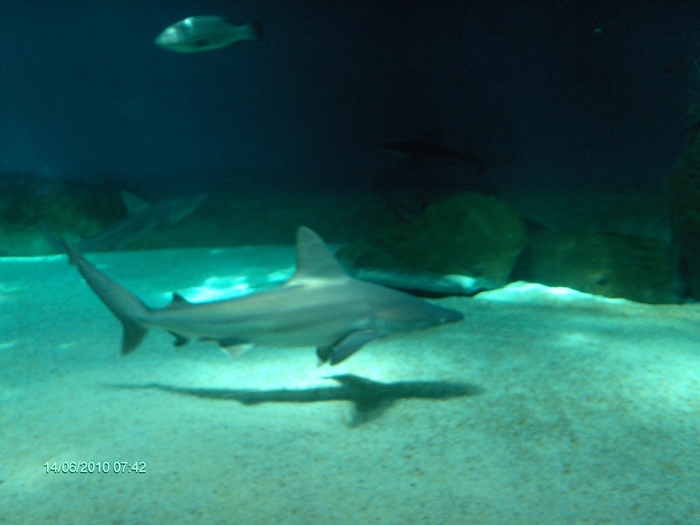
[251,20,263,40]
[59,238,151,354]
[120,319,149,355]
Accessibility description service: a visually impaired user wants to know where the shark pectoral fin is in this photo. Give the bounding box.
[329,330,383,366]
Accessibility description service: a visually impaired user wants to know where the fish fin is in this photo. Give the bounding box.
[121,191,149,213]
[221,343,253,358]
[329,330,383,365]
[122,320,149,354]
[251,20,263,40]
[170,293,192,307]
[168,331,189,347]
[316,345,333,365]
[58,237,151,354]
[289,227,349,283]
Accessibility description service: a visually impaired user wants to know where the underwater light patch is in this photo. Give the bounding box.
[152,267,294,305]
[4,255,61,262]
[0,284,22,302]
[178,268,295,303]
[267,267,294,283]
[477,281,629,305]
[556,330,599,350]
[0,340,17,350]
[177,276,252,302]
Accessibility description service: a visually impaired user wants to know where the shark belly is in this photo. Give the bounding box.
[144,286,376,349]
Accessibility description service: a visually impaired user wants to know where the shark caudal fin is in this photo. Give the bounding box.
[54,235,151,354]
[250,20,264,40]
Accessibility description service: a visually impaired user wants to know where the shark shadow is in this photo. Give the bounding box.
[108,373,483,426]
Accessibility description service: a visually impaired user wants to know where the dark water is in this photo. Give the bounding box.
[0,0,696,195]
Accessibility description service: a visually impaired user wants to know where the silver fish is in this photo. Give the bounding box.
[154,16,263,53]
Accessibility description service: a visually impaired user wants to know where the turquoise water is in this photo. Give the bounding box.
[1,247,698,524]
[2,1,700,522]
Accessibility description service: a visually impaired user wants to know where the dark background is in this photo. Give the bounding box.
[0,0,698,195]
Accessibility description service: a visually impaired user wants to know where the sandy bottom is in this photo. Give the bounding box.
[1,247,699,524]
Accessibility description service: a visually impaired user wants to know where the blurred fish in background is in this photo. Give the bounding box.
[154,16,263,53]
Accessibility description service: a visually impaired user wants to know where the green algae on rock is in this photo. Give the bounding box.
[511,231,683,304]
[668,105,700,300]
[338,193,529,293]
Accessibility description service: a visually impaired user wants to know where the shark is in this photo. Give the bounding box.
[377,128,501,221]
[381,127,490,169]
[53,226,463,365]
[45,192,206,253]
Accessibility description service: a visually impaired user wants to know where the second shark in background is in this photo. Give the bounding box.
[45,192,205,253]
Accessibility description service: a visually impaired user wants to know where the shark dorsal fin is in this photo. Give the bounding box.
[290,227,348,282]
[170,293,192,307]
[121,191,149,213]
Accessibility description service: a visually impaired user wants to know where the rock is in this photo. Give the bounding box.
[337,192,530,294]
[668,105,700,299]
[0,171,124,255]
[502,189,671,242]
[511,231,683,304]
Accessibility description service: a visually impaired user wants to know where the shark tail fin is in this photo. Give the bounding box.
[121,320,148,355]
[251,20,263,40]
[54,235,152,355]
